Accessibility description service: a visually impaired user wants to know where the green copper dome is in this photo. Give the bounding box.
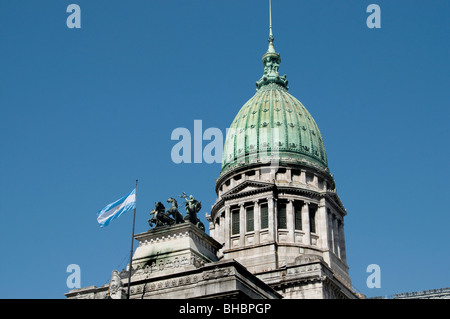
[221,30,328,174]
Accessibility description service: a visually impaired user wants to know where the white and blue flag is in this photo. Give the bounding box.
[97,188,136,227]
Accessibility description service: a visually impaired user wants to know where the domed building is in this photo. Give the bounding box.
[66,4,357,300]
[207,15,355,299]
[65,3,450,301]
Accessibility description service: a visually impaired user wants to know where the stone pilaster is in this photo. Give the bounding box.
[327,209,334,252]
[300,169,306,184]
[219,211,225,245]
[268,197,275,242]
[286,169,292,182]
[312,175,318,188]
[253,200,261,245]
[287,199,295,242]
[317,199,329,250]
[302,202,311,245]
[239,203,245,246]
[224,205,231,250]
[333,216,340,257]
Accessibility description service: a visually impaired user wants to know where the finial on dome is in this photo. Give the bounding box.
[267,0,276,54]
[256,0,288,90]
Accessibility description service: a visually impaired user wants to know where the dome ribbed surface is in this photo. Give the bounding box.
[221,83,328,174]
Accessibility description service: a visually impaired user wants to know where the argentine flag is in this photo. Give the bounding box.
[97,188,136,227]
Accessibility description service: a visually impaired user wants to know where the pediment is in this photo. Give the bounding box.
[222,180,274,199]
[316,190,347,215]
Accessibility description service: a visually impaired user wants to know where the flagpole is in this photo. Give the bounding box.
[127,179,138,299]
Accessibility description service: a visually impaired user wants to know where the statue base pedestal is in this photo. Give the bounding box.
[131,222,222,278]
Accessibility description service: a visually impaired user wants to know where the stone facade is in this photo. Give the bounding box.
[63,2,450,300]
[391,288,450,299]
[65,223,282,299]
[208,164,356,299]
[371,287,450,299]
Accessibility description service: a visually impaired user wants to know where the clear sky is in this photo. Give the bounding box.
[0,0,449,299]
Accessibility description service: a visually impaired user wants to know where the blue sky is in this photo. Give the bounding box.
[0,0,449,299]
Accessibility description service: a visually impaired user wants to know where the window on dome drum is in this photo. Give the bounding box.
[231,208,240,235]
[294,202,302,231]
[277,201,287,229]
[309,206,316,233]
[246,170,255,177]
[246,206,254,232]
[260,203,268,229]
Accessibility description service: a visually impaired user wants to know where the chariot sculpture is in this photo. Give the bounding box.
[148,201,174,227]
[148,193,204,231]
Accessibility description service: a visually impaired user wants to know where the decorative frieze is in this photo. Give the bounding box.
[126,266,236,297]
[133,255,204,276]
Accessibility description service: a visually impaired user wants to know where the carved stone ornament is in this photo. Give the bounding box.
[109,270,126,299]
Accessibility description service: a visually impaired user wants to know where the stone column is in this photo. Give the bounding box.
[317,199,329,250]
[219,211,225,245]
[239,203,245,246]
[312,174,318,188]
[224,205,231,250]
[287,199,295,242]
[271,168,277,182]
[300,169,307,184]
[286,169,292,183]
[209,220,215,239]
[268,197,276,242]
[253,200,261,245]
[333,216,340,257]
[327,209,334,252]
[206,213,214,239]
[302,202,311,245]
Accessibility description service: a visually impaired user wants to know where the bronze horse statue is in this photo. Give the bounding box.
[167,197,184,224]
[148,201,174,227]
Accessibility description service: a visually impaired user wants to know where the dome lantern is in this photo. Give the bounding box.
[256,0,288,90]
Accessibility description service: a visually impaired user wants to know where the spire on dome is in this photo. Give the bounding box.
[256,0,288,90]
[267,0,276,54]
